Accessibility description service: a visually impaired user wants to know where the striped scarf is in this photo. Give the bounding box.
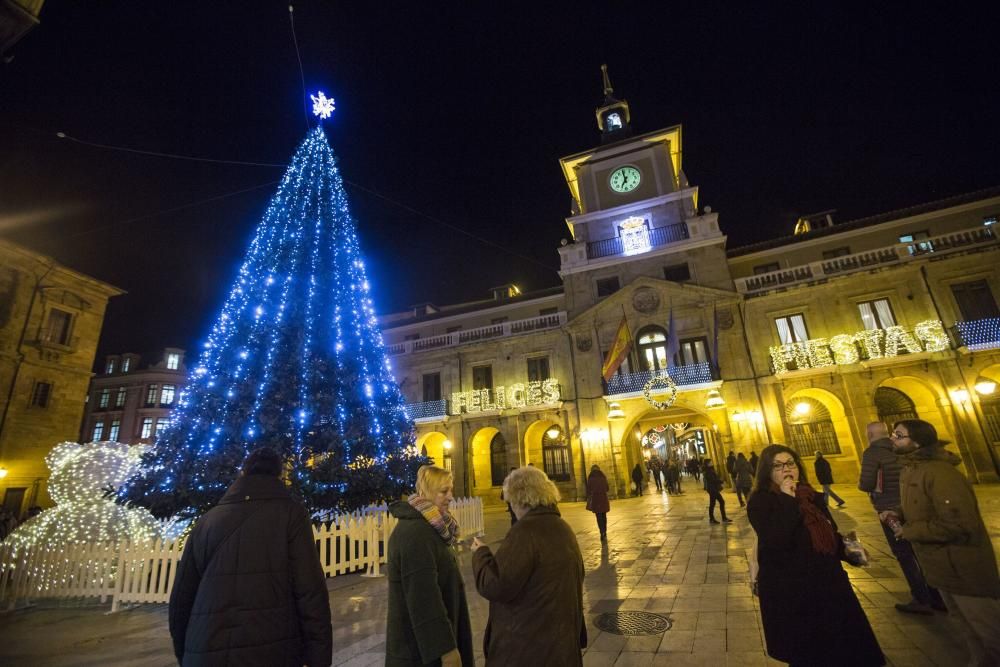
[407,494,459,546]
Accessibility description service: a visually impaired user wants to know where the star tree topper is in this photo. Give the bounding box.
[311,91,336,119]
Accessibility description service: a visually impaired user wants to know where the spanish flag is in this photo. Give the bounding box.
[602,315,633,381]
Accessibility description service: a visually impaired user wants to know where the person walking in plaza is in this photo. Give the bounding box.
[386,465,474,667]
[703,460,731,524]
[725,450,737,479]
[472,466,587,665]
[813,451,845,508]
[748,445,885,666]
[749,450,759,475]
[881,419,1000,666]
[586,464,611,541]
[667,458,683,494]
[631,462,645,496]
[858,422,944,615]
[501,466,518,526]
[733,452,753,507]
[168,447,333,667]
[648,455,663,492]
[686,457,701,481]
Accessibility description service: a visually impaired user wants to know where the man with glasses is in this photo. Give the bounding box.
[859,422,944,615]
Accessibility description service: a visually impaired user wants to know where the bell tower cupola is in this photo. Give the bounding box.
[595,64,632,144]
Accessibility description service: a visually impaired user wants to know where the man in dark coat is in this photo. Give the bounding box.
[169,448,332,667]
[748,450,759,474]
[859,422,943,615]
[813,451,845,508]
[631,462,645,496]
[725,450,737,478]
[647,456,663,492]
[702,460,731,524]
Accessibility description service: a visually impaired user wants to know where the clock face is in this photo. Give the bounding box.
[609,166,641,193]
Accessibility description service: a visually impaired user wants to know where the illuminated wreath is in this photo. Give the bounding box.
[643,373,678,410]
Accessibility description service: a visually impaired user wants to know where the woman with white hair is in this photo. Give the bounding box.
[471,466,586,665]
[386,465,474,667]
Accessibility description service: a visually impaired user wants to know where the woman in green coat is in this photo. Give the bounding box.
[386,465,474,667]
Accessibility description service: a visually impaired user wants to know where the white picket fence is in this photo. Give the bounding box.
[0,497,483,612]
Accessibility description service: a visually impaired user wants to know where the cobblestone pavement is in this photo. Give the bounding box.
[2,479,999,666]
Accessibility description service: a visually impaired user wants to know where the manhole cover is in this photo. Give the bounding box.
[594,611,672,635]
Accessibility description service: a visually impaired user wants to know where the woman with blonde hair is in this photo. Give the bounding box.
[471,466,586,665]
[386,465,474,667]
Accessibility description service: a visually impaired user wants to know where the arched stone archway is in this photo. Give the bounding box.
[976,364,1000,446]
[469,427,501,492]
[874,386,919,426]
[783,387,853,460]
[878,376,955,444]
[523,419,571,482]
[615,400,720,477]
[416,431,452,471]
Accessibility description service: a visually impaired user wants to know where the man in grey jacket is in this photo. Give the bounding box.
[859,422,944,615]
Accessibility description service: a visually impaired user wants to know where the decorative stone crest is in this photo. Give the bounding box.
[717,307,734,330]
[632,287,661,314]
[576,334,593,352]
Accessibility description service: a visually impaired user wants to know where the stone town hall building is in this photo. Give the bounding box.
[383,73,1000,503]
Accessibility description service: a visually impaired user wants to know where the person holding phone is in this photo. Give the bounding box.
[748,444,884,666]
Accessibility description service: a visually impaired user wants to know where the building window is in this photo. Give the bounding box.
[422,373,442,402]
[637,326,669,371]
[774,313,809,344]
[106,359,116,374]
[539,307,558,316]
[98,388,111,409]
[753,262,780,275]
[984,215,998,227]
[472,365,493,390]
[115,387,127,408]
[822,246,851,259]
[145,384,159,406]
[160,384,176,406]
[663,263,691,283]
[542,426,571,481]
[154,418,170,437]
[596,276,621,297]
[490,432,507,486]
[30,381,52,408]
[677,337,709,367]
[92,420,105,441]
[858,298,896,330]
[527,356,550,382]
[952,280,1000,321]
[108,419,121,442]
[491,317,508,325]
[899,230,933,255]
[166,353,180,370]
[140,417,154,439]
[43,308,73,345]
[121,357,132,373]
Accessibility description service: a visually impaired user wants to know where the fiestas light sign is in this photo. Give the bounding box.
[770,319,950,375]
[451,379,561,415]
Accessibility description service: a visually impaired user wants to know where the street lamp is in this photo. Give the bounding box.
[607,401,625,420]
[950,388,971,404]
[442,439,452,451]
[705,389,725,409]
[974,376,997,396]
[0,466,8,480]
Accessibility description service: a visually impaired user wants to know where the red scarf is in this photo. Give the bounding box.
[773,482,837,555]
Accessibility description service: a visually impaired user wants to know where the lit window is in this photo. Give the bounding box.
[108,419,121,441]
[166,353,180,370]
[160,384,176,406]
[983,216,997,227]
[43,309,73,345]
[98,389,111,408]
[106,359,116,374]
[899,231,933,255]
[30,382,52,408]
[115,387,127,407]
[146,384,159,405]
[858,299,896,330]
[637,326,669,371]
[121,357,132,373]
[775,314,809,344]
[92,420,105,441]
[140,417,154,439]
[154,419,169,436]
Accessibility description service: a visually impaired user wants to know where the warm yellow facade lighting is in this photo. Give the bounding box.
[705,389,725,409]
[974,377,997,396]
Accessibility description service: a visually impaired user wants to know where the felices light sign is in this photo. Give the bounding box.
[770,319,950,375]
[451,379,560,415]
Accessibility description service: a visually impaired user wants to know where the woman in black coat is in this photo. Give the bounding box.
[631,463,645,496]
[748,445,884,667]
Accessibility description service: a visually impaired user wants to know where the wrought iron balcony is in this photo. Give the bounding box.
[403,399,449,421]
[603,362,716,396]
[735,225,998,295]
[386,312,567,356]
[955,317,1000,351]
[586,222,690,260]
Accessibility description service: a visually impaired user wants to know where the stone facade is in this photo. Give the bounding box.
[0,240,123,517]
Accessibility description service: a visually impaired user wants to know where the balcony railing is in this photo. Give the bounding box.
[603,362,715,396]
[955,317,1000,351]
[403,399,449,421]
[386,312,567,356]
[586,222,690,260]
[735,225,998,295]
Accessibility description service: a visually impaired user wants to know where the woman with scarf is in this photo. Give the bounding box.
[748,445,884,666]
[386,465,474,667]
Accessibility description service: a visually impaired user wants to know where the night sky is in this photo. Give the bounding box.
[2,3,999,369]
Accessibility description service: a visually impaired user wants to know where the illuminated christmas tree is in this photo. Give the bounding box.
[124,97,423,518]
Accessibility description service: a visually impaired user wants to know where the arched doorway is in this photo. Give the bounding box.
[470,427,501,491]
[489,432,508,486]
[785,396,840,456]
[523,419,572,482]
[416,431,453,471]
[874,386,918,427]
